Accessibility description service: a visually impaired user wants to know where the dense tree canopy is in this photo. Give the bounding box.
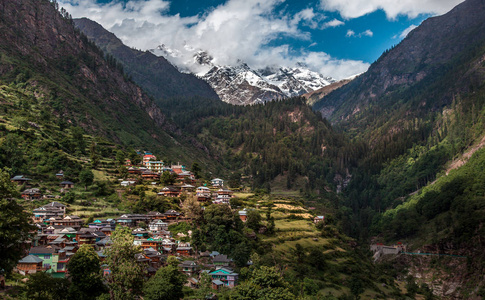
[67,244,106,299]
[105,227,146,300]
[23,272,70,300]
[143,264,186,300]
[0,168,34,274]
[194,204,253,267]
[229,266,294,300]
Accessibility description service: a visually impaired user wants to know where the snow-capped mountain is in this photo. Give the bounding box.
[151,46,336,105]
[203,62,286,105]
[260,64,336,98]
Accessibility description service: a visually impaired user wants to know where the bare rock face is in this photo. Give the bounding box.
[0,0,178,143]
[303,79,352,107]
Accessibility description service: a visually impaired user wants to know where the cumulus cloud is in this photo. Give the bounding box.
[399,24,418,38]
[59,0,369,79]
[346,29,372,38]
[346,29,355,37]
[362,29,373,37]
[291,8,324,29]
[323,18,344,28]
[320,0,465,19]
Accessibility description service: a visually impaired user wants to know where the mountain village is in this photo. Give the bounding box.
[10,151,253,291]
[1,0,485,298]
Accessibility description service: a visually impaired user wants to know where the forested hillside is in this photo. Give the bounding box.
[308,0,485,296]
[0,84,87,178]
[0,0,219,165]
[1,0,484,298]
[158,96,361,194]
[309,0,485,237]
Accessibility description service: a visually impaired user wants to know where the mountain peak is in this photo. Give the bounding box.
[151,44,336,105]
[313,0,485,122]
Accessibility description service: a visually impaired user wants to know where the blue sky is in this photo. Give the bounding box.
[60,0,464,79]
[167,0,425,62]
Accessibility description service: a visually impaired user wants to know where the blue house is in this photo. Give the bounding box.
[208,268,238,287]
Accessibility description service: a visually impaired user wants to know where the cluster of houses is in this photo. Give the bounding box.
[12,151,244,288]
[17,201,240,289]
[154,185,235,205]
[121,153,236,205]
[123,153,197,183]
[12,172,75,201]
[180,252,239,289]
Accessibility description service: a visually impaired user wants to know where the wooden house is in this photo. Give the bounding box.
[212,279,224,290]
[76,232,96,245]
[212,254,232,268]
[50,215,83,229]
[179,260,198,276]
[10,175,32,185]
[144,248,163,268]
[164,209,182,221]
[128,167,142,175]
[59,181,74,189]
[21,188,42,200]
[313,216,324,224]
[44,202,66,214]
[55,170,64,179]
[181,184,195,192]
[196,186,211,202]
[176,245,193,256]
[159,186,180,197]
[238,209,247,222]
[33,205,65,221]
[17,255,45,275]
[141,171,160,180]
[177,171,195,183]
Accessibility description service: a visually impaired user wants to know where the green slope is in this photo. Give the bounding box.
[0,0,225,167]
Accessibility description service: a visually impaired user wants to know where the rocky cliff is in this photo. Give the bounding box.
[0,0,179,146]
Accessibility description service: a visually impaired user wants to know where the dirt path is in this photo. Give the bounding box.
[446,134,485,175]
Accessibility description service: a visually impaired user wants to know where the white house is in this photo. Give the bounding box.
[149,220,169,232]
[211,178,224,187]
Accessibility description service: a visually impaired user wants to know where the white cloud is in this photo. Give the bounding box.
[323,18,344,28]
[291,8,321,29]
[60,0,369,79]
[346,29,372,38]
[362,29,373,37]
[399,24,418,38]
[320,0,465,19]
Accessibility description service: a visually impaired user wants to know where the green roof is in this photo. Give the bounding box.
[19,255,43,264]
